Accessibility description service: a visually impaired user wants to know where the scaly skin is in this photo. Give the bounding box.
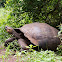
[5,26,21,39]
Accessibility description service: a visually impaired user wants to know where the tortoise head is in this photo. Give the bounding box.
[5,26,14,34]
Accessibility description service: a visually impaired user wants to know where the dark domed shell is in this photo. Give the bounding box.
[19,23,60,46]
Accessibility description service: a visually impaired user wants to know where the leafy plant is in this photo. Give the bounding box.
[56,24,62,56]
[5,0,62,28]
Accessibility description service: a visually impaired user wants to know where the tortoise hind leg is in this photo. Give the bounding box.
[18,38,29,51]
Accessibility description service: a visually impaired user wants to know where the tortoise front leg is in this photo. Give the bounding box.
[4,37,16,46]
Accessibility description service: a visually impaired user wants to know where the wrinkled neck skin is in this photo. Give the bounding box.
[12,29,21,39]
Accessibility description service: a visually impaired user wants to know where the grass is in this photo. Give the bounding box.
[0,47,62,62]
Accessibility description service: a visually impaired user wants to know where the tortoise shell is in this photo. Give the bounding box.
[14,22,60,50]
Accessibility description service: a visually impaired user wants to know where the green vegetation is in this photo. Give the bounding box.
[0,48,62,62]
[0,0,62,62]
[5,0,62,28]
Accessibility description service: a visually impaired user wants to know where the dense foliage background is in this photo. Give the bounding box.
[0,0,62,61]
[5,0,62,28]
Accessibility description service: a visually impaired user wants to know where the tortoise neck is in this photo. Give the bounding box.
[12,29,21,39]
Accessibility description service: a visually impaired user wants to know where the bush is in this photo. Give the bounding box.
[0,0,6,7]
[56,24,62,56]
[5,0,62,28]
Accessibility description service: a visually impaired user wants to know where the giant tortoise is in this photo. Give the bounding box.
[4,22,61,51]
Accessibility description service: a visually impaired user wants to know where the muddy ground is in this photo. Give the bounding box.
[0,46,23,62]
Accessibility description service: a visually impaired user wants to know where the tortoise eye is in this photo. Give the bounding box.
[5,26,8,28]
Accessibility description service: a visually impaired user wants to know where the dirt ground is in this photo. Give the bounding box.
[0,47,22,62]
